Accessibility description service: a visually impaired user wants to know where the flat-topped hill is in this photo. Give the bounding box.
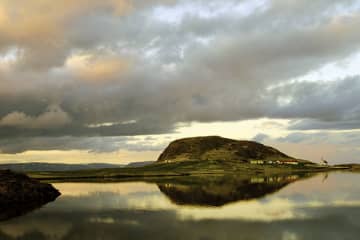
[157,136,294,163]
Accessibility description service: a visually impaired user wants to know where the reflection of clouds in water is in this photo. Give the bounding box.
[46,192,304,221]
[282,231,300,240]
[88,217,140,226]
[278,173,360,204]
[0,173,360,240]
[1,206,360,240]
[176,198,301,221]
[0,218,72,240]
[53,182,158,196]
[49,173,360,221]
[50,182,303,221]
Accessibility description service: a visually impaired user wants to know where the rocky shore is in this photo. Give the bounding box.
[0,169,60,221]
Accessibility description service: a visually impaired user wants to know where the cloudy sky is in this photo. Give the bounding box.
[0,0,360,164]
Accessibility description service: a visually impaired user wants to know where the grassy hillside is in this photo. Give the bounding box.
[157,136,307,163]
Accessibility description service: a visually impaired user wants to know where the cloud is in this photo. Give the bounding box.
[0,0,175,70]
[270,77,360,130]
[261,131,360,163]
[0,0,360,154]
[66,53,131,82]
[276,131,360,146]
[0,136,166,154]
[252,133,270,143]
[0,105,71,129]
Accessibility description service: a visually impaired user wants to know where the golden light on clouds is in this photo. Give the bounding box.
[0,5,8,27]
[66,54,131,82]
[0,0,360,164]
[0,149,159,165]
[0,0,134,41]
[174,119,290,140]
[0,105,71,129]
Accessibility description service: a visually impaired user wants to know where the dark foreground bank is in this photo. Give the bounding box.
[0,170,60,221]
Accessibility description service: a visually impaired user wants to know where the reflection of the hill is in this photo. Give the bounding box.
[158,173,313,207]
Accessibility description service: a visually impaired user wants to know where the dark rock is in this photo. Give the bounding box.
[0,169,60,221]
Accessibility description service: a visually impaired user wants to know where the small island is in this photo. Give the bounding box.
[0,136,357,212]
[27,136,348,181]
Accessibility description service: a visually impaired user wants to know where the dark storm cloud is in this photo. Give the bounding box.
[0,121,173,138]
[270,77,360,130]
[0,136,165,154]
[1,0,360,152]
[275,131,360,145]
[253,130,360,163]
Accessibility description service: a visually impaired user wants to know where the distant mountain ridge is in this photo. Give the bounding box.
[0,163,124,172]
[126,161,156,168]
[0,161,156,172]
[158,136,305,163]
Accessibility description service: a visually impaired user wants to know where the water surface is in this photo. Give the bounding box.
[1,172,360,240]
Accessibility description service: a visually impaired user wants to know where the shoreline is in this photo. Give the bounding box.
[26,160,353,182]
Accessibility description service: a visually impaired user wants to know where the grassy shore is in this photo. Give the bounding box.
[27,159,342,182]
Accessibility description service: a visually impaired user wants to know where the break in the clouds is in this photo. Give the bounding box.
[0,0,360,156]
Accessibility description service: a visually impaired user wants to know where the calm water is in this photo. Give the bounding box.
[1,172,360,240]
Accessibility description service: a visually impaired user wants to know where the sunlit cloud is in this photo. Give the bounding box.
[0,105,71,129]
[66,53,131,82]
[0,0,359,163]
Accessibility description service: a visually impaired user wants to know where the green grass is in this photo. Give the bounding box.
[27,159,334,182]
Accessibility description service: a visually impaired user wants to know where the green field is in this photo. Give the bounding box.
[27,159,338,182]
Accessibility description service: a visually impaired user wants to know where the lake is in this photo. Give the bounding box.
[1,172,360,239]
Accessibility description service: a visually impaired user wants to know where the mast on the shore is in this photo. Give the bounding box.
[321,157,329,166]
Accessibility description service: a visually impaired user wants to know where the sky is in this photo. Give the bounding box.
[0,0,360,164]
